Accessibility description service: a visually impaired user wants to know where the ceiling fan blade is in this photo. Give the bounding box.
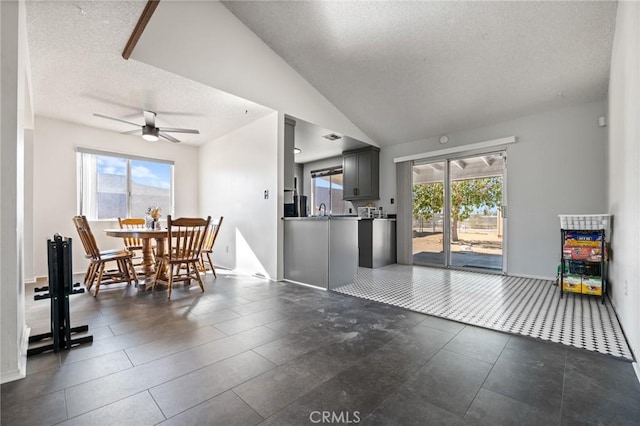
[93,113,141,128]
[121,129,142,135]
[143,110,157,127]
[159,132,181,143]
[157,127,200,134]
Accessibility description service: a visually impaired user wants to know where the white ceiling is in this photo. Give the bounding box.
[222,0,618,146]
[290,116,371,164]
[25,1,273,146]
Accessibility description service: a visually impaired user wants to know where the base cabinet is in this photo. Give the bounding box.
[359,219,396,268]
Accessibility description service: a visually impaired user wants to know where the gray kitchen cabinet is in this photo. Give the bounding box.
[342,146,380,200]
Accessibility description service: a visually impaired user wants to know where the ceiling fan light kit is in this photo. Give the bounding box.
[142,125,159,141]
[93,110,200,143]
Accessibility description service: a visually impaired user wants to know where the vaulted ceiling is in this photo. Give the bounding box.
[25,1,273,146]
[26,1,618,149]
[223,1,617,145]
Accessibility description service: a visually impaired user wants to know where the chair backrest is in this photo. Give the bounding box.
[72,215,101,260]
[167,215,211,261]
[202,216,224,253]
[118,217,146,249]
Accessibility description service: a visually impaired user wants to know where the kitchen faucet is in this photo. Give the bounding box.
[318,203,327,216]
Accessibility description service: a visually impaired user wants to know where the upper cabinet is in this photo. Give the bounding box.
[342,146,380,200]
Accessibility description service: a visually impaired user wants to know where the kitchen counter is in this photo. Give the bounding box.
[282,216,360,221]
[283,217,358,289]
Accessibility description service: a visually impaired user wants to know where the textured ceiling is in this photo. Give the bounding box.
[26,1,273,146]
[291,116,371,164]
[222,0,617,146]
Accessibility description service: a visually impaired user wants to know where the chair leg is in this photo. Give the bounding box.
[128,258,139,286]
[153,259,163,291]
[206,252,217,278]
[167,264,175,299]
[86,263,97,290]
[95,263,105,297]
[193,261,205,292]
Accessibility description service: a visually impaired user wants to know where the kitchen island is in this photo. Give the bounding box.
[283,216,359,289]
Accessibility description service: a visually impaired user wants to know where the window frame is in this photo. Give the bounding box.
[310,166,344,215]
[76,148,175,221]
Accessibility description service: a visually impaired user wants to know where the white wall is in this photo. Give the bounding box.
[132,0,374,147]
[608,1,640,361]
[379,101,608,279]
[1,0,29,384]
[24,129,34,283]
[32,116,200,277]
[199,112,279,279]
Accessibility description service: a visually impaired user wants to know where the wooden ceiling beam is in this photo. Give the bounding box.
[122,0,160,60]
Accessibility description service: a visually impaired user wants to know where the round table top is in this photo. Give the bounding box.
[105,228,168,239]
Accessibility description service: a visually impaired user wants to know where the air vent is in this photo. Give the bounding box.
[322,133,343,141]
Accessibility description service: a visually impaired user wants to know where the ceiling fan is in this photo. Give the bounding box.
[93,110,199,143]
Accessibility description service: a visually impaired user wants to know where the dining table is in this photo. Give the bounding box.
[104,228,169,290]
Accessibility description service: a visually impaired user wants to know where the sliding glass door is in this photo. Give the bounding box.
[412,152,506,272]
[412,161,446,266]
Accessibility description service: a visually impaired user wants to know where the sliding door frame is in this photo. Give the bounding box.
[412,148,508,275]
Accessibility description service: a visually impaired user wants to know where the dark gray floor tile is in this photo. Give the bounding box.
[125,325,226,365]
[60,391,164,425]
[214,309,286,335]
[403,349,493,416]
[420,315,466,335]
[442,326,509,364]
[482,346,564,414]
[25,352,60,375]
[366,386,461,426]
[150,350,276,418]
[0,389,67,426]
[253,326,337,365]
[562,351,640,425]
[234,347,350,419]
[2,350,132,410]
[63,326,281,418]
[160,391,262,426]
[462,388,559,426]
[194,308,241,325]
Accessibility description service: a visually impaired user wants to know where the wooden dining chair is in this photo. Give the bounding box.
[199,216,224,278]
[117,217,148,270]
[154,215,211,299]
[72,215,138,296]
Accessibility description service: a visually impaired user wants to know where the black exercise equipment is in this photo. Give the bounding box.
[28,235,93,356]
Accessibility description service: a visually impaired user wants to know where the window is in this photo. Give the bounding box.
[77,149,173,220]
[311,167,345,215]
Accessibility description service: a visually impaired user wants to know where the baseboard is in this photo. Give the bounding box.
[509,273,556,281]
[283,279,327,291]
[1,326,29,384]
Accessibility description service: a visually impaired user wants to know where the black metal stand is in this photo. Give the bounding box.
[28,235,93,356]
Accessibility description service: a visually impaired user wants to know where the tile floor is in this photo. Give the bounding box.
[335,265,633,360]
[2,270,640,425]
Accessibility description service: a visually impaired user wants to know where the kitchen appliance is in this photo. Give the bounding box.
[358,207,374,218]
[284,203,296,217]
[294,195,308,217]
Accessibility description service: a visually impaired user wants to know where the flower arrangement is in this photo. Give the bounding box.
[146,206,161,220]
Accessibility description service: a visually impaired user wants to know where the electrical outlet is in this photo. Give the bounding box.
[625,280,628,296]
[264,190,269,199]
[225,245,229,253]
